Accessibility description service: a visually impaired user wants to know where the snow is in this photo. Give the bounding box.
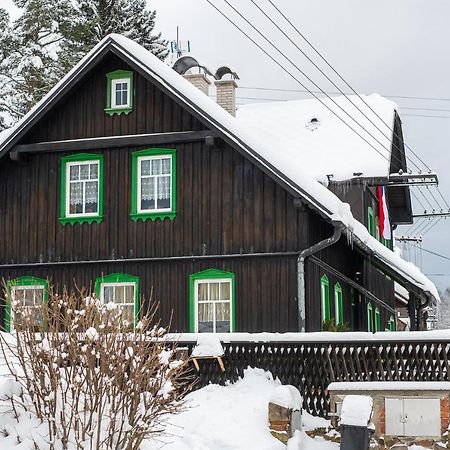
[0,33,438,301]
[340,395,373,427]
[172,328,450,343]
[270,385,302,410]
[191,335,224,357]
[328,381,450,391]
[238,95,396,183]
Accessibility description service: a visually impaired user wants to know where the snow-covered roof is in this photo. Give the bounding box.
[0,34,438,300]
[238,94,396,183]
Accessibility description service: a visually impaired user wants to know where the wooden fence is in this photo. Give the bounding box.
[178,337,450,417]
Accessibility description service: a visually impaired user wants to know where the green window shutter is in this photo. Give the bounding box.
[320,275,330,326]
[131,148,177,222]
[60,153,104,225]
[367,303,373,332]
[334,282,343,325]
[105,70,133,116]
[95,273,140,327]
[189,269,236,333]
[367,206,374,237]
[6,276,49,332]
[375,307,381,332]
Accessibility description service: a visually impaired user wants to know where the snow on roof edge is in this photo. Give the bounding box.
[0,33,438,300]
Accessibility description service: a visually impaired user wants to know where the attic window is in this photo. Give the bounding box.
[105,70,133,116]
[306,117,320,131]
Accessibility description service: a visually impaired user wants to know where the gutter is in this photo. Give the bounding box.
[297,221,342,332]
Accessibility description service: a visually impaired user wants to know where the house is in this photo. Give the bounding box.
[0,34,438,334]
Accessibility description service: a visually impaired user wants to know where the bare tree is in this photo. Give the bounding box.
[0,285,190,450]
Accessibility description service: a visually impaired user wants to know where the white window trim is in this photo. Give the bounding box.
[11,285,45,331]
[65,160,100,218]
[137,154,173,214]
[194,278,233,333]
[111,78,131,109]
[99,281,136,321]
[334,289,342,325]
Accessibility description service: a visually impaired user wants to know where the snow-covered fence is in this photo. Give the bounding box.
[175,331,450,418]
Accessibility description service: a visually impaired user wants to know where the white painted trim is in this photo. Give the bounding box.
[111,78,131,109]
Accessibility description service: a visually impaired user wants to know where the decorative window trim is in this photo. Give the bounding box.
[131,148,177,222]
[189,268,235,333]
[6,276,48,332]
[95,273,140,326]
[320,274,330,326]
[375,307,381,332]
[367,206,374,237]
[389,315,396,331]
[105,70,133,116]
[60,153,104,225]
[334,282,343,325]
[367,303,373,332]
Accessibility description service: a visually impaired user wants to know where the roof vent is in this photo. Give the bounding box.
[306,117,320,131]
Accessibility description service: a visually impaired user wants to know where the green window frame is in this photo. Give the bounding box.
[60,153,104,225]
[320,274,330,326]
[375,216,380,241]
[375,307,381,332]
[389,315,396,331]
[367,302,373,332]
[131,148,177,222]
[5,276,48,332]
[95,273,140,327]
[367,206,375,237]
[334,282,343,325]
[105,70,133,116]
[189,269,235,333]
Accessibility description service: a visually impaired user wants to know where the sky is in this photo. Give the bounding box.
[3,0,450,291]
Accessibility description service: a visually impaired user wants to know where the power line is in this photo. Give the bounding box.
[402,113,450,119]
[408,244,450,262]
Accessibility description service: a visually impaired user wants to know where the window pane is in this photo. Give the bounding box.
[124,286,135,303]
[85,181,98,213]
[141,160,151,176]
[210,283,220,301]
[80,164,89,180]
[115,286,125,303]
[70,165,79,181]
[198,303,213,332]
[198,283,208,301]
[121,88,127,106]
[122,305,134,324]
[89,163,98,180]
[215,303,231,333]
[34,288,44,303]
[103,286,114,302]
[141,177,155,210]
[161,158,171,175]
[220,282,230,301]
[156,176,170,209]
[151,159,162,175]
[69,182,83,214]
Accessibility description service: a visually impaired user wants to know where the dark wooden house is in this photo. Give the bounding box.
[0,34,437,334]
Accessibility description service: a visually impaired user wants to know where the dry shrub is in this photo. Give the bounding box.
[0,286,190,450]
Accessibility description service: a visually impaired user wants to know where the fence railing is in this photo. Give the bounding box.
[177,335,450,417]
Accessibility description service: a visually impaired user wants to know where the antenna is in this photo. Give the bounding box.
[170,26,191,64]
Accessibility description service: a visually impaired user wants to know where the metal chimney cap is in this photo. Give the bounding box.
[172,55,213,77]
[215,65,240,81]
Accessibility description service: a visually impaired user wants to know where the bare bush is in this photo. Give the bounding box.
[0,285,190,450]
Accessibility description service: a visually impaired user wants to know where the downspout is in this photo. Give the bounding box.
[297,221,342,332]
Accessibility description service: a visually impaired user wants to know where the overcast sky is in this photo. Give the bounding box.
[4,0,450,291]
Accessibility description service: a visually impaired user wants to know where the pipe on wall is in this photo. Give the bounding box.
[297,222,342,332]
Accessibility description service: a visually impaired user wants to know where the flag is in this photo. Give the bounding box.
[377,186,391,240]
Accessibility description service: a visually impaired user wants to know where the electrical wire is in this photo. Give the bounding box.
[408,244,450,262]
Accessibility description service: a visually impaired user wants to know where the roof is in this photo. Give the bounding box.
[237,94,397,183]
[0,34,438,301]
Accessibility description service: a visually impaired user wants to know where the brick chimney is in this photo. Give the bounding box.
[214,66,239,117]
[183,73,211,96]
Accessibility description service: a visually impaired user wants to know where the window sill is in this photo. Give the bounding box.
[131,211,176,222]
[60,216,103,225]
[104,107,132,117]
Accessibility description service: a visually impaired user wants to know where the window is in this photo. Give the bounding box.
[6,276,48,332]
[189,269,235,333]
[334,283,343,325]
[131,149,176,222]
[320,274,330,326]
[95,274,139,326]
[367,302,373,332]
[367,206,374,237]
[389,315,396,331]
[375,307,381,332]
[375,216,380,241]
[105,70,133,116]
[60,153,104,225]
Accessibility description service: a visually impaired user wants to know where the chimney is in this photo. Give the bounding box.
[183,73,211,96]
[214,66,240,117]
